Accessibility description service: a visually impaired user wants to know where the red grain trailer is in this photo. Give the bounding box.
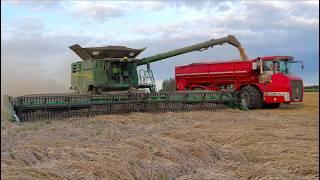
[175,56,304,109]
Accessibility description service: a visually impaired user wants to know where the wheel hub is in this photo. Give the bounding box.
[242,93,249,107]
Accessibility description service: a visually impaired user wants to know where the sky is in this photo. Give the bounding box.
[1,0,319,96]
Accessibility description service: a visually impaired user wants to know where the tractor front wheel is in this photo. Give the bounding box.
[240,86,263,109]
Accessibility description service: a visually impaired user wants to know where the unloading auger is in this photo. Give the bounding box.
[4,35,248,122]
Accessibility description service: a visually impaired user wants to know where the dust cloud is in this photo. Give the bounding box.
[1,68,69,97]
[1,54,75,108]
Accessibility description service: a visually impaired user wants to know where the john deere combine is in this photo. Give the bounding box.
[4,35,247,122]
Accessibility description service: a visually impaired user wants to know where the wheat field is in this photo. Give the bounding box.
[1,92,319,179]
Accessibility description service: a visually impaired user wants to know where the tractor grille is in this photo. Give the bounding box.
[290,80,303,101]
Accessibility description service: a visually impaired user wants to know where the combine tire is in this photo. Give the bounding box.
[240,86,263,109]
[263,103,281,109]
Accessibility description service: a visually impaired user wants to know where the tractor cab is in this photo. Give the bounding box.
[258,56,303,83]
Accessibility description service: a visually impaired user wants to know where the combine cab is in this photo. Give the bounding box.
[4,35,248,122]
[69,45,155,94]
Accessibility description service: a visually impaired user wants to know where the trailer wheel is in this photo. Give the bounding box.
[263,103,281,109]
[240,86,263,109]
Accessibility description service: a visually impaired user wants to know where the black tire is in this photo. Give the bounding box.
[94,87,103,94]
[263,103,281,109]
[149,88,156,93]
[240,86,263,109]
[74,88,80,94]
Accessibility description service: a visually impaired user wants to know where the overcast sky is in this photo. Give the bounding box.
[1,0,319,96]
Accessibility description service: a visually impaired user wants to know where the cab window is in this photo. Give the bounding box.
[263,61,273,71]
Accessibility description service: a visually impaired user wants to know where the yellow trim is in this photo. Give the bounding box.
[72,72,93,79]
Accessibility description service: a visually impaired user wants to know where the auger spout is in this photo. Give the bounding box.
[137,35,248,66]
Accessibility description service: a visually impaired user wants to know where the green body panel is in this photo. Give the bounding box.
[70,60,148,94]
[71,61,94,94]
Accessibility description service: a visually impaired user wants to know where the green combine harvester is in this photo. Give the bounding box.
[4,35,247,122]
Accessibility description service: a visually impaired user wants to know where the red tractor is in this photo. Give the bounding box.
[175,56,304,109]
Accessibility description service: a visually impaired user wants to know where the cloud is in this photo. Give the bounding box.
[66,1,124,21]
[1,0,319,99]
[61,1,166,22]
[168,1,234,11]
[2,17,45,41]
[128,1,318,43]
[2,0,62,13]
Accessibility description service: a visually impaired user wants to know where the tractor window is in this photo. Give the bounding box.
[278,61,290,74]
[275,61,292,74]
[264,60,293,74]
[263,61,273,71]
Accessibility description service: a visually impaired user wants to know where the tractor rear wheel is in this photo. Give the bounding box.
[240,86,263,109]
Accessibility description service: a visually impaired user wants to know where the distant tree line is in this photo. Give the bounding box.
[304,85,319,92]
[159,78,176,92]
[304,85,319,89]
